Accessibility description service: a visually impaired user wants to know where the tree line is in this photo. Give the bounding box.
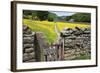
[23,10,57,21]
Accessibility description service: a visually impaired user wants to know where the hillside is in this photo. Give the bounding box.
[65,13,91,23]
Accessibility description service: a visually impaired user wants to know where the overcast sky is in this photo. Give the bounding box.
[50,11,76,16]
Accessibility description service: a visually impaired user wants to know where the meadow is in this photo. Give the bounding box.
[23,19,90,44]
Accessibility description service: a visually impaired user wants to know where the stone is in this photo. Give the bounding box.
[23,52,35,61]
[26,59,36,62]
[23,53,30,62]
[23,34,34,37]
[23,37,34,44]
[29,52,35,57]
[23,44,34,48]
[23,25,28,31]
[23,29,32,34]
[25,48,34,53]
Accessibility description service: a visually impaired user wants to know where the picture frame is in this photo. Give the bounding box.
[11,1,98,72]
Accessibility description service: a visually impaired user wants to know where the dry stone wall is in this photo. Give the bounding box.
[23,25,58,62]
[23,25,36,62]
[61,27,91,60]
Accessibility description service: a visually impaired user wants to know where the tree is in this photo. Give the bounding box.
[65,16,72,21]
[48,12,57,21]
[23,10,32,19]
[31,11,37,20]
[37,11,49,21]
[23,10,32,16]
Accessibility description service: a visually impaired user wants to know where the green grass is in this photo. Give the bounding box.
[23,19,90,44]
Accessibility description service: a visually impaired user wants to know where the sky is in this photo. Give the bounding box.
[50,11,76,16]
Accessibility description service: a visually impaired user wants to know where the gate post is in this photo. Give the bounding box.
[34,32,49,61]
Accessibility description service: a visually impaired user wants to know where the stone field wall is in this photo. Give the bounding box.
[23,25,36,62]
[23,25,58,62]
[61,27,91,60]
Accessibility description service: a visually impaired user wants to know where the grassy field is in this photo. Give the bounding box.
[56,22,90,32]
[23,19,57,44]
[23,19,90,44]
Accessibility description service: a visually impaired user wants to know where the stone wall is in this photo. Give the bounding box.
[23,25,36,62]
[23,25,58,62]
[61,27,91,60]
